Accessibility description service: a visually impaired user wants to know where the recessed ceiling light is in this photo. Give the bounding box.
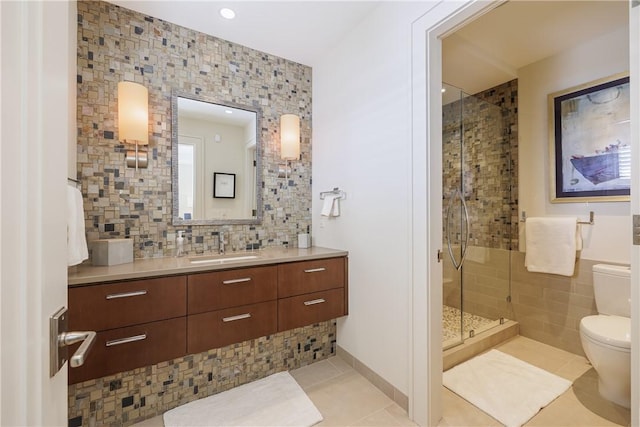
[220,8,236,20]
[225,110,233,114]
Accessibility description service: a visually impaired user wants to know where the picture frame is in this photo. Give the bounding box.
[549,72,630,203]
[213,172,236,198]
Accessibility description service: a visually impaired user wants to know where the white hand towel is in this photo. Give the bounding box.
[330,197,340,217]
[524,217,578,276]
[321,195,337,217]
[67,185,89,266]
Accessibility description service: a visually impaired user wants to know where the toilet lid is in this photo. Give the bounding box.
[581,315,630,349]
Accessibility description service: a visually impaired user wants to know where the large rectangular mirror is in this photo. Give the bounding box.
[172,92,263,225]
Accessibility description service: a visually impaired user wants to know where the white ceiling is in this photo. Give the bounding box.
[108,1,380,67]
[443,0,628,95]
[108,1,627,94]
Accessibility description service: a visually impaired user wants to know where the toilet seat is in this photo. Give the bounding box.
[580,315,630,350]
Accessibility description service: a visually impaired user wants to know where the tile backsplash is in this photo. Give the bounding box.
[76,0,312,259]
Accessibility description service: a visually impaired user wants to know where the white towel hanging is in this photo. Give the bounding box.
[67,184,89,266]
[321,195,340,217]
[524,217,579,276]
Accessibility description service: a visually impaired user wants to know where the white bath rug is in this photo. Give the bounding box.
[163,371,323,427]
[443,349,571,427]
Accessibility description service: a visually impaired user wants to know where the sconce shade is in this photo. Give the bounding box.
[118,81,148,145]
[280,114,300,160]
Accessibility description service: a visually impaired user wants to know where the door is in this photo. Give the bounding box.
[1,1,75,424]
[630,2,639,425]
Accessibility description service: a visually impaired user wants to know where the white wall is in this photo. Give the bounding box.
[518,27,630,263]
[180,117,246,219]
[312,1,439,397]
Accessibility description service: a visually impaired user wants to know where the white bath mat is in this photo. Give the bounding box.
[163,371,323,427]
[443,349,571,427]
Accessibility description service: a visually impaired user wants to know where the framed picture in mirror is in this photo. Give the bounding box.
[213,172,236,198]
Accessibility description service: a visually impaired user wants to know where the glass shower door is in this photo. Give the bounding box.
[442,82,512,350]
[442,83,467,349]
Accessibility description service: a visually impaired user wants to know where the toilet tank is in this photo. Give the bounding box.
[593,264,631,317]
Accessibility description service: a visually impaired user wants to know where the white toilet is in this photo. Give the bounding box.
[579,264,631,408]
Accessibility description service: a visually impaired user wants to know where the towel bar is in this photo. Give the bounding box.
[520,211,594,225]
[320,187,347,200]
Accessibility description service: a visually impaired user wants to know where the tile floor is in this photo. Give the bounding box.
[134,335,630,427]
[441,336,631,427]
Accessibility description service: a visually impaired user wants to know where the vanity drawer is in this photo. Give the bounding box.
[187,266,277,314]
[68,317,186,384]
[69,276,187,331]
[277,257,346,298]
[187,301,277,354]
[278,288,345,331]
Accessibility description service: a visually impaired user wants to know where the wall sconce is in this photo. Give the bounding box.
[279,114,300,178]
[118,81,149,169]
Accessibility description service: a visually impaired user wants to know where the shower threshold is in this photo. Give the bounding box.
[443,317,519,371]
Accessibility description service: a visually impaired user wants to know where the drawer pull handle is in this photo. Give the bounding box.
[222,278,252,285]
[222,313,252,322]
[106,333,147,347]
[304,268,326,273]
[304,298,326,306]
[106,290,147,300]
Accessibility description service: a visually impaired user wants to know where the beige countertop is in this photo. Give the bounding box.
[68,246,348,286]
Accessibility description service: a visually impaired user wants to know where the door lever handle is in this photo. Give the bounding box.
[50,307,97,376]
[58,331,97,368]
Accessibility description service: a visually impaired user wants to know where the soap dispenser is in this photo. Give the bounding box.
[176,230,185,257]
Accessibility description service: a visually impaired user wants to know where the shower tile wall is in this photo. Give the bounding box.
[473,79,519,249]
[68,321,336,426]
[442,79,518,251]
[76,0,312,259]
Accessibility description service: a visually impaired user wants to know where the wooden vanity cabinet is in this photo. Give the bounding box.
[188,301,277,353]
[69,276,187,331]
[186,266,278,353]
[187,266,277,314]
[68,255,348,384]
[67,276,187,384]
[277,257,348,331]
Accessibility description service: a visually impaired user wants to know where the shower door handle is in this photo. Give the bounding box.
[458,190,470,270]
[446,189,470,271]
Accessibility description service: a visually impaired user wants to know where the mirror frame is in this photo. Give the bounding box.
[171,90,263,226]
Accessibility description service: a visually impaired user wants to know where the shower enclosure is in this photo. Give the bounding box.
[442,83,513,350]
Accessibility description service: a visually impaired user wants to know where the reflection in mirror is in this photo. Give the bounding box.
[172,93,262,225]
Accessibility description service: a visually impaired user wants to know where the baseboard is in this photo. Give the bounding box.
[336,345,409,412]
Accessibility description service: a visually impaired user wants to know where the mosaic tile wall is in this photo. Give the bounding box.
[442,79,518,251]
[76,1,312,259]
[68,320,336,426]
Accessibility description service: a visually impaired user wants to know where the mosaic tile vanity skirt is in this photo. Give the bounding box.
[68,321,336,427]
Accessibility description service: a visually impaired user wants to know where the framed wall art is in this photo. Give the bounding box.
[549,72,630,202]
[213,172,236,198]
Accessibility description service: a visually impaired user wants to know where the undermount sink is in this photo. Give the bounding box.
[188,254,260,264]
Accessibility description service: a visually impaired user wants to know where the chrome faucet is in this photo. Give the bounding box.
[218,232,226,255]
